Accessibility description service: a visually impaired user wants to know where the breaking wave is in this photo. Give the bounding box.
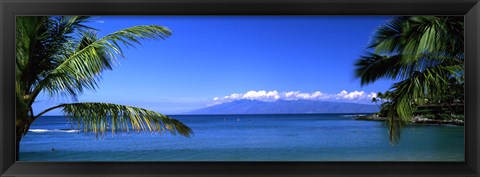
[29,129,81,133]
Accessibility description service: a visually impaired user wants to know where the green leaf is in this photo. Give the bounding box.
[356,16,464,144]
[37,102,193,137]
[32,25,172,100]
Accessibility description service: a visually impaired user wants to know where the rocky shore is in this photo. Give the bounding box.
[355,115,464,126]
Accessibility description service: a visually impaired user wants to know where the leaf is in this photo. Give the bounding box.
[37,102,193,137]
[31,25,172,100]
[356,16,464,144]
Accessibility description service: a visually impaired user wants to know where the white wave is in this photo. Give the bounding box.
[29,129,49,133]
[29,129,81,133]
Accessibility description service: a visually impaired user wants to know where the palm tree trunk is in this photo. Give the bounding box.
[16,120,27,161]
[15,102,34,161]
[15,118,31,161]
[16,121,33,161]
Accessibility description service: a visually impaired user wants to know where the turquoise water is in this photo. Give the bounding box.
[19,114,464,161]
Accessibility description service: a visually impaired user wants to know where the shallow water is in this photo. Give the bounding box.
[19,114,464,161]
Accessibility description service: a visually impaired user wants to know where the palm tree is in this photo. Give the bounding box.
[16,16,193,160]
[354,16,464,143]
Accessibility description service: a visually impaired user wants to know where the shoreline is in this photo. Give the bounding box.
[355,115,464,126]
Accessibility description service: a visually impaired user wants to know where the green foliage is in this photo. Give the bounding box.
[32,23,172,100]
[15,16,191,143]
[57,103,192,137]
[354,16,464,143]
[378,102,392,117]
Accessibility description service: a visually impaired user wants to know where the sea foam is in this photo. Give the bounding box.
[29,129,81,133]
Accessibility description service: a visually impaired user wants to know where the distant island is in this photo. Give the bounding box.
[185,99,379,114]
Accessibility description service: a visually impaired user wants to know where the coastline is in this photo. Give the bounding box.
[355,115,464,126]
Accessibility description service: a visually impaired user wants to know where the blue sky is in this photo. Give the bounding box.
[34,16,397,115]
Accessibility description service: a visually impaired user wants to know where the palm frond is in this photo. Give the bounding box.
[36,102,192,137]
[16,16,95,105]
[31,25,172,100]
[387,116,404,145]
[55,16,96,34]
[369,16,464,63]
[16,16,49,95]
[400,16,443,61]
[388,63,455,121]
[368,16,409,55]
[355,53,405,85]
[357,16,464,144]
[354,52,460,86]
[383,58,461,143]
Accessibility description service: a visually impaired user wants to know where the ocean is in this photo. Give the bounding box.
[19,114,464,161]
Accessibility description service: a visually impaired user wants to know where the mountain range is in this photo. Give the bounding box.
[186,99,379,114]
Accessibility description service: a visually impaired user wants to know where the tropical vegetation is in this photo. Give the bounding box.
[15,16,192,160]
[355,16,464,143]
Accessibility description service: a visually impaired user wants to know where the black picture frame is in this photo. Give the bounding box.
[1,0,479,176]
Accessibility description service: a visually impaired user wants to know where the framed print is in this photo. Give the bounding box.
[1,0,479,176]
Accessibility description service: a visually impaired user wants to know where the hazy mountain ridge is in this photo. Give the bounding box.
[186,99,379,114]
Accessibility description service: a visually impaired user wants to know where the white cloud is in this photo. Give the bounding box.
[211,90,378,105]
[342,90,365,100]
[337,90,348,97]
